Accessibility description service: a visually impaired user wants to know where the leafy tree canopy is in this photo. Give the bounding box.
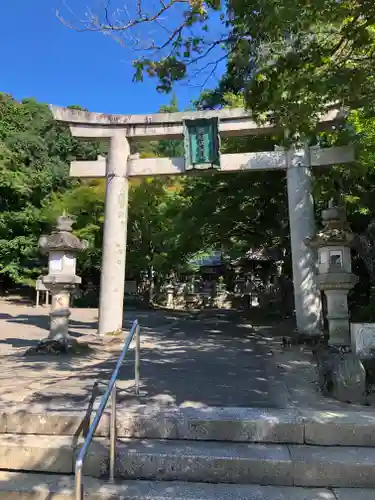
[61,1,375,133]
[0,93,101,286]
[2,86,375,319]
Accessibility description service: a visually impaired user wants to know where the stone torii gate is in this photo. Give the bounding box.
[50,106,354,336]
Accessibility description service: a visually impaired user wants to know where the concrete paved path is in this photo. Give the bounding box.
[0,300,373,411]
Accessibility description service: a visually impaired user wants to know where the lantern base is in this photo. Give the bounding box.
[315,344,368,404]
[24,336,76,356]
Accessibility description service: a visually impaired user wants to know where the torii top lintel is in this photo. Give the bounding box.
[49,105,346,141]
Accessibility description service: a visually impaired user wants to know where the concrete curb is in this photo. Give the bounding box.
[0,472,354,500]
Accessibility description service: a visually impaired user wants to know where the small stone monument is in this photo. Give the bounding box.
[306,203,366,404]
[27,215,87,354]
[166,283,175,309]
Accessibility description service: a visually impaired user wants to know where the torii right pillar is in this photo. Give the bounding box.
[286,147,322,337]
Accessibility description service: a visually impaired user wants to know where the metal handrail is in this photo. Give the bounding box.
[75,319,141,500]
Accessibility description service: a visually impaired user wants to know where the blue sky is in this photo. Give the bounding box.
[0,1,225,114]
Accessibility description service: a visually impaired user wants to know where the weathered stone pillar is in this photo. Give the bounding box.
[98,130,129,335]
[286,147,322,335]
[48,285,76,341]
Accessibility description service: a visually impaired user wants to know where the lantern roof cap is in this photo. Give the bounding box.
[38,214,88,254]
[305,204,354,248]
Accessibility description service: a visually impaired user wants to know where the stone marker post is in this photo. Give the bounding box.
[38,215,87,347]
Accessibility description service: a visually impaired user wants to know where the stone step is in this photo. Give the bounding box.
[0,472,373,500]
[113,439,375,488]
[0,409,109,437]
[3,406,375,446]
[299,409,375,447]
[117,406,304,443]
[1,435,375,489]
[114,439,292,485]
[0,434,107,475]
[0,407,302,443]
[290,444,375,488]
[0,434,75,474]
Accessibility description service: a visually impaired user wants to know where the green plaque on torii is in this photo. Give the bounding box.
[183,117,220,171]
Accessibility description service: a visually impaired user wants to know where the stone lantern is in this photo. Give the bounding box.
[38,215,87,346]
[305,203,358,346]
[305,203,367,404]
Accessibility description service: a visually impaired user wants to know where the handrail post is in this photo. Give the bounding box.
[75,460,83,500]
[135,323,140,396]
[109,383,117,482]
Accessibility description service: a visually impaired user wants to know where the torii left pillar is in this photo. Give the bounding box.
[99,130,129,335]
[286,147,322,336]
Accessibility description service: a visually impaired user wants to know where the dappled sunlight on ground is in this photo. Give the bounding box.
[1,301,375,498]
[0,300,375,413]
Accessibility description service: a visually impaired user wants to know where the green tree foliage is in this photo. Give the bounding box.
[168,93,288,264]
[44,180,106,288]
[221,0,375,132]
[126,96,191,280]
[0,92,193,290]
[127,177,191,279]
[67,1,375,133]
[0,93,101,287]
[4,88,375,321]
[59,2,223,93]
[45,96,192,289]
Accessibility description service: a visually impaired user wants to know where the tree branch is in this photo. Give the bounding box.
[57,0,189,34]
[58,1,226,91]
